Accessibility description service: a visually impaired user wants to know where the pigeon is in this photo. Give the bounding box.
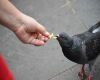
[56,21,100,80]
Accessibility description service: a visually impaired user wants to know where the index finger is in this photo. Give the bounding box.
[36,23,50,37]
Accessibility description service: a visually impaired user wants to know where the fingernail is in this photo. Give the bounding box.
[45,32,50,36]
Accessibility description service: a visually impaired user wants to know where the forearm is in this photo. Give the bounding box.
[0,0,24,32]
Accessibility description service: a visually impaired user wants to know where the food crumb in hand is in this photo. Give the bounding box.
[49,33,57,39]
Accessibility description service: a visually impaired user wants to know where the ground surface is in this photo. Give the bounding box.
[0,0,100,80]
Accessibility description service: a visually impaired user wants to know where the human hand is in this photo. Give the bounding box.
[0,0,50,46]
[15,15,50,46]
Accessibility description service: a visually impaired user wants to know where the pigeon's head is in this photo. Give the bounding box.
[56,32,73,48]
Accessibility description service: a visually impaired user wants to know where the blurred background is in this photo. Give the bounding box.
[0,0,100,80]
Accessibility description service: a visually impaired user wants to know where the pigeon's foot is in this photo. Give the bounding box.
[87,75,93,80]
[78,65,87,80]
[78,71,87,80]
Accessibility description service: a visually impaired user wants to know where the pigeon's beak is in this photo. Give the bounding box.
[56,34,60,40]
[56,34,59,37]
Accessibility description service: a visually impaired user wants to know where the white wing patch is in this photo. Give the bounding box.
[92,27,100,33]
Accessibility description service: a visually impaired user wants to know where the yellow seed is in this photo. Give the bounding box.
[49,33,57,39]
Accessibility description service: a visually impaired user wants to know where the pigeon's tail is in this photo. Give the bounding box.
[88,21,100,33]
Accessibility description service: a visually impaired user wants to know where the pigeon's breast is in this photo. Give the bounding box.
[71,36,88,64]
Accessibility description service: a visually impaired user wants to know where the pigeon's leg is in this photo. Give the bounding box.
[78,64,87,80]
[87,75,93,80]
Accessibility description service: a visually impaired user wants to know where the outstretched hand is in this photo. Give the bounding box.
[0,0,50,46]
[15,15,50,46]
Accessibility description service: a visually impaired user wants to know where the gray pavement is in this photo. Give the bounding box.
[0,0,100,80]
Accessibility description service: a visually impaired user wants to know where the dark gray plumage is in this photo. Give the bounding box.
[57,21,100,64]
[57,21,100,80]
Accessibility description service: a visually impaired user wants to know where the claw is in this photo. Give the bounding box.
[87,75,93,80]
[78,64,87,80]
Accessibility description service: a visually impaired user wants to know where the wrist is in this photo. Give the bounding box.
[0,0,25,32]
[0,11,25,32]
[9,12,25,32]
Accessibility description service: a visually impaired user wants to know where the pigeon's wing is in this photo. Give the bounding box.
[85,33,100,62]
[88,21,100,33]
[70,32,99,64]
